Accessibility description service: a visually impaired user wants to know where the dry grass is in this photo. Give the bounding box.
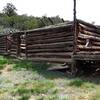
[0,56,100,100]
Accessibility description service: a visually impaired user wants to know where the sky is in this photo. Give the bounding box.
[0,0,100,24]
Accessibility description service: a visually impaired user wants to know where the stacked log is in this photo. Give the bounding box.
[0,35,7,54]
[26,24,74,63]
[10,33,21,57]
[74,19,100,60]
[20,34,26,57]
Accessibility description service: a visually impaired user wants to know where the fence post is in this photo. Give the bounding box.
[25,32,27,59]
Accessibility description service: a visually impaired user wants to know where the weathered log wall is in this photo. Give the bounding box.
[74,19,100,60]
[25,24,74,63]
[10,32,25,57]
[1,19,100,63]
[0,35,7,54]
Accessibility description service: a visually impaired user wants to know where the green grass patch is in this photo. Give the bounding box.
[0,56,8,70]
[13,60,51,70]
[31,81,54,94]
[0,56,13,70]
[69,78,95,89]
[69,79,84,87]
[11,80,55,97]
[18,95,30,100]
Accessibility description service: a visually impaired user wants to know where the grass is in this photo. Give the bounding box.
[69,79,84,87]
[0,56,8,70]
[18,95,30,100]
[0,56,100,100]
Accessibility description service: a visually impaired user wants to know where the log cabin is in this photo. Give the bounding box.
[0,19,100,74]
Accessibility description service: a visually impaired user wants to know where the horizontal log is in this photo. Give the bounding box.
[0,43,7,46]
[0,36,6,38]
[27,47,73,53]
[26,25,72,36]
[74,54,100,60]
[27,38,73,45]
[27,31,73,38]
[10,52,17,55]
[77,39,86,45]
[28,55,71,59]
[79,25,100,37]
[27,36,74,45]
[20,44,26,46]
[77,37,100,46]
[0,50,6,52]
[0,42,6,45]
[27,57,72,63]
[78,45,100,50]
[0,37,7,40]
[92,41,100,46]
[11,45,17,48]
[27,32,73,41]
[20,47,26,49]
[0,46,6,48]
[27,52,72,58]
[10,49,17,51]
[78,33,100,41]
[27,41,73,49]
[76,51,100,55]
[0,48,6,50]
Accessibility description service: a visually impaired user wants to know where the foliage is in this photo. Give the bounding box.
[0,14,64,32]
[2,3,17,17]
[0,3,64,32]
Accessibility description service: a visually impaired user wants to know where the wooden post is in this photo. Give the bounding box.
[17,34,21,57]
[71,0,78,76]
[73,0,77,54]
[5,35,8,54]
[25,32,27,59]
